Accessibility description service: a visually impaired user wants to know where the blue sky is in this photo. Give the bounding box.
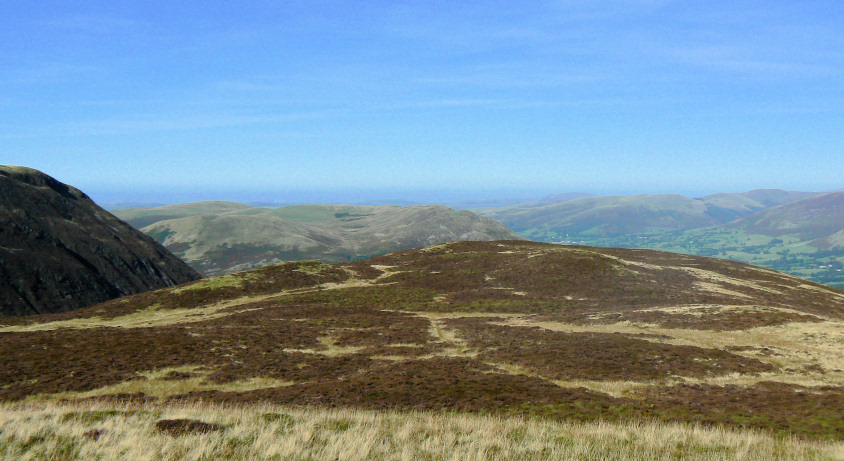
[2,0,842,204]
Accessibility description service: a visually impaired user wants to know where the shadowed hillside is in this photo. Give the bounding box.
[114,203,523,276]
[0,166,203,316]
[2,241,842,441]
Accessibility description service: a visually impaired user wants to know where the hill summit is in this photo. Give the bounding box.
[2,240,842,440]
[0,166,202,316]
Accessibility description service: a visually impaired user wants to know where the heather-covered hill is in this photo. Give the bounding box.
[116,203,523,275]
[112,201,251,229]
[2,241,842,440]
[0,166,202,317]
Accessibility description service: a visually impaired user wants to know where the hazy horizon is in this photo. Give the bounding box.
[85,184,840,209]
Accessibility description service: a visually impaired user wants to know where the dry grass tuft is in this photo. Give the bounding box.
[1,401,841,460]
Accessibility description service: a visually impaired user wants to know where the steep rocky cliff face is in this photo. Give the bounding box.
[0,166,203,316]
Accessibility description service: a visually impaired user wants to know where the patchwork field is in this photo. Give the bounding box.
[2,241,843,458]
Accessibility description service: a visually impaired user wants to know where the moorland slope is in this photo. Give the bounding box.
[0,166,202,316]
[2,240,842,443]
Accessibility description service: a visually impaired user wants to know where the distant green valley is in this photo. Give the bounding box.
[477,190,844,288]
[547,227,844,289]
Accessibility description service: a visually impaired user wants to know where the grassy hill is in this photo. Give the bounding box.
[113,203,523,276]
[478,190,843,288]
[477,190,818,240]
[112,201,252,229]
[699,189,819,222]
[730,191,844,245]
[2,240,843,457]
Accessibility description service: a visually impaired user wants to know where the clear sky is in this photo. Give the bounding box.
[2,1,842,204]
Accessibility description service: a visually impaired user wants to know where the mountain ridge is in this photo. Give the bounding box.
[477,189,820,239]
[114,203,525,275]
[0,166,203,316]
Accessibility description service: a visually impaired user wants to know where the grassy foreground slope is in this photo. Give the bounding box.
[2,401,841,460]
[1,241,843,456]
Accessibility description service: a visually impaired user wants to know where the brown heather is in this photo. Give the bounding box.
[1,241,843,458]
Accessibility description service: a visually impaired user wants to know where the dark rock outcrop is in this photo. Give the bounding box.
[0,166,203,316]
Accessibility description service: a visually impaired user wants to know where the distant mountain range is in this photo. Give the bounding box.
[0,166,202,316]
[477,189,820,239]
[113,202,523,276]
[111,189,843,286]
[476,189,844,288]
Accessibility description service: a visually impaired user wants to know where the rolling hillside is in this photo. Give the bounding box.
[114,203,524,276]
[699,189,819,222]
[2,241,842,450]
[0,166,202,316]
[113,201,252,229]
[730,191,844,246]
[478,190,818,240]
[478,190,843,288]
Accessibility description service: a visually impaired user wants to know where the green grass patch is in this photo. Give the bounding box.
[172,272,262,293]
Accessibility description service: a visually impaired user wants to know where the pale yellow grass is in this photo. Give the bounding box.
[1,401,841,460]
[416,312,485,359]
[799,283,844,300]
[478,360,658,397]
[498,318,844,387]
[600,252,827,299]
[314,264,405,291]
[26,366,292,403]
[554,372,840,398]
[631,304,827,319]
[171,272,263,293]
[0,268,404,333]
[692,281,752,299]
[602,255,667,271]
[292,262,332,275]
[0,295,275,333]
[682,266,784,295]
[283,335,366,357]
[481,357,842,398]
